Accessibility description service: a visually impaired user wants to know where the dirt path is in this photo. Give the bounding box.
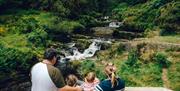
[162,68,169,88]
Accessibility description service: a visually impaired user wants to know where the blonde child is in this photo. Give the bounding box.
[81,72,100,91]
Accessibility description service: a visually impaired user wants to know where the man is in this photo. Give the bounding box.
[31,48,81,91]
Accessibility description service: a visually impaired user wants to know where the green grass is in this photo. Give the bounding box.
[168,62,180,91]
[0,10,58,34]
[156,35,180,44]
[0,34,29,50]
[132,35,180,44]
[94,46,163,87]
[167,51,180,91]
[118,60,163,87]
[0,34,44,58]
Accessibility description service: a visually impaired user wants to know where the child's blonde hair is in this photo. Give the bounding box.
[66,74,78,87]
[85,72,96,83]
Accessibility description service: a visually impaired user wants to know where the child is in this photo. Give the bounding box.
[81,72,100,91]
[60,74,82,91]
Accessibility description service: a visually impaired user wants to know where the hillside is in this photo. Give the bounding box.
[0,0,179,91]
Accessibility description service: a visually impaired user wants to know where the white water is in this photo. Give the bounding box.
[60,39,111,62]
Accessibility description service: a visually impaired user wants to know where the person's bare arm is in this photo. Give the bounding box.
[59,85,82,91]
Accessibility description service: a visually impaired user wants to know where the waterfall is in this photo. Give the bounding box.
[65,40,100,61]
[59,39,112,61]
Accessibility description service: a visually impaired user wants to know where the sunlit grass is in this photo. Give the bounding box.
[156,35,180,44]
[167,51,180,91]
[0,34,29,50]
[0,34,44,58]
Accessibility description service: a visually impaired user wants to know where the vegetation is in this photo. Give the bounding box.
[113,0,179,35]
[0,0,179,90]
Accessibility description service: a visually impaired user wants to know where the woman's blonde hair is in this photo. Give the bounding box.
[66,74,78,87]
[105,63,117,88]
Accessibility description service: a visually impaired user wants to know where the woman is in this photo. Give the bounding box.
[95,63,125,91]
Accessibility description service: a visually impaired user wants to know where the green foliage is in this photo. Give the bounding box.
[113,30,142,39]
[27,28,48,47]
[119,48,163,87]
[79,60,106,80]
[52,21,85,34]
[0,44,38,73]
[119,0,148,5]
[153,52,171,68]
[0,25,6,36]
[6,17,39,34]
[80,60,95,76]
[0,0,5,6]
[113,0,177,34]
[0,10,59,35]
[157,1,180,35]
[125,49,141,67]
[117,43,126,54]
[78,15,98,28]
[119,62,162,86]
[168,62,180,91]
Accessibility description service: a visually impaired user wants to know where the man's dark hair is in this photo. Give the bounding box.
[44,48,57,60]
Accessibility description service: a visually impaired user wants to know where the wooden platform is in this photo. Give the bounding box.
[125,87,173,91]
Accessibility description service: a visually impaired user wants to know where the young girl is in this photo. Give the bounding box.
[81,72,100,91]
[60,74,82,91]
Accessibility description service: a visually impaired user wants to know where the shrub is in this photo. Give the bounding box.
[153,52,171,68]
[78,60,106,80]
[27,28,48,47]
[157,1,180,35]
[0,45,38,73]
[80,60,96,76]
[113,30,142,39]
[160,27,177,36]
[52,21,85,34]
[7,17,39,34]
[117,43,126,54]
[119,62,163,86]
[0,26,6,36]
[125,49,141,67]
[144,27,160,37]
[120,0,148,5]
[78,15,98,28]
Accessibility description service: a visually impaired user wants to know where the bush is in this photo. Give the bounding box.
[120,0,148,5]
[157,1,180,35]
[0,26,6,36]
[78,15,98,28]
[119,62,163,86]
[79,60,106,80]
[153,52,171,68]
[80,60,96,76]
[160,28,177,36]
[0,45,38,73]
[52,21,85,34]
[27,28,48,47]
[117,43,126,54]
[113,30,142,39]
[125,49,141,67]
[0,44,38,88]
[7,17,39,34]
[144,27,160,37]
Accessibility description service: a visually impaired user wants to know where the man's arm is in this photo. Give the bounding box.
[59,85,82,91]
